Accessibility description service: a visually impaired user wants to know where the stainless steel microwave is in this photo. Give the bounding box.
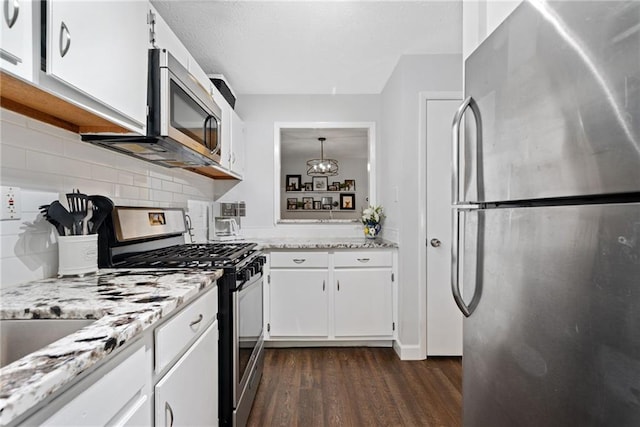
[82,49,223,168]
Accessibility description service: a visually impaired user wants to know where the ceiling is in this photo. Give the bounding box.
[151,1,462,95]
[281,128,368,159]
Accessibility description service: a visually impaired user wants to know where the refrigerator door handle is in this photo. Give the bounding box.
[451,96,481,205]
[452,208,472,317]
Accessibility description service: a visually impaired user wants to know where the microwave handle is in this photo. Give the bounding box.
[204,115,221,156]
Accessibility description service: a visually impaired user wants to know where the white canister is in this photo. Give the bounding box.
[57,234,98,277]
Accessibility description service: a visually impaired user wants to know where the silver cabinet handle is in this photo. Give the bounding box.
[0,48,21,64]
[322,280,325,291]
[451,209,470,317]
[451,96,481,205]
[189,313,203,327]
[292,258,306,264]
[165,401,174,427]
[59,21,71,58]
[337,280,340,291]
[4,0,19,29]
[356,258,370,263]
[430,238,441,248]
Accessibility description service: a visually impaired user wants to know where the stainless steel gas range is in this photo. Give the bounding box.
[98,206,265,427]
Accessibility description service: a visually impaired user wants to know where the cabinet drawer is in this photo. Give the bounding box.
[155,288,217,373]
[334,250,393,268]
[270,251,329,268]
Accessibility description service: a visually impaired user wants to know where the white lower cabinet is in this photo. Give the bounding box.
[269,269,328,337]
[39,343,152,426]
[334,269,393,337]
[267,249,396,341]
[154,321,218,426]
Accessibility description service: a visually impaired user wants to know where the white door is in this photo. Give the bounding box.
[426,99,463,356]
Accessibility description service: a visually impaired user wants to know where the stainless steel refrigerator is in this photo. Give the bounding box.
[451,2,640,425]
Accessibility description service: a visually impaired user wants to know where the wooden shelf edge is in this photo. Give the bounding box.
[188,166,242,181]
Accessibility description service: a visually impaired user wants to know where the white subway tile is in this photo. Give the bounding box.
[1,108,28,126]
[149,169,174,182]
[62,177,114,196]
[172,192,189,204]
[28,117,78,140]
[138,187,150,200]
[116,184,140,199]
[0,253,58,288]
[21,190,59,214]
[114,153,152,175]
[118,171,135,185]
[63,138,119,167]
[61,157,93,179]
[1,234,24,259]
[1,121,62,154]
[161,180,182,193]
[150,177,162,190]
[133,173,149,187]
[149,189,173,202]
[0,167,65,193]
[0,143,26,169]
[91,164,118,182]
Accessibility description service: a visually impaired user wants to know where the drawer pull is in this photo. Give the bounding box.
[292,258,306,264]
[337,280,340,291]
[165,401,174,427]
[189,314,203,327]
[322,280,325,291]
[357,258,371,263]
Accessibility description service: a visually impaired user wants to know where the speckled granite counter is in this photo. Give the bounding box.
[0,268,222,426]
[250,237,398,249]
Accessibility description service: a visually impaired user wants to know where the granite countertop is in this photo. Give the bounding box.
[0,268,223,426]
[251,237,398,249]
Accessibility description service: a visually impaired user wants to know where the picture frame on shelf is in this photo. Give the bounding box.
[313,176,328,191]
[287,198,298,210]
[303,197,314,210]
[304,182,313,191]
[321,196,333,207]
[322,204,332,210]
[313,201,321,210]
[328,185,338,191]
[344,179,356,191]
[286,174,302,191]
[332,181,341,188]
[340,193,356,210]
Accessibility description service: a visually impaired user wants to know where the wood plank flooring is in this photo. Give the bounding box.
[247,348,462,427]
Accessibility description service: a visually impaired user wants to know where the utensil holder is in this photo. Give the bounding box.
[57,234,98,277]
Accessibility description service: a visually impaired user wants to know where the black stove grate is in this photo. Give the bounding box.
[113,242,257,269]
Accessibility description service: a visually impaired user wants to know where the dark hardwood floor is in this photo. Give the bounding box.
[247,348,462,427]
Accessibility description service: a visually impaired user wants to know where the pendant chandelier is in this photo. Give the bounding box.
[307,137,339,176]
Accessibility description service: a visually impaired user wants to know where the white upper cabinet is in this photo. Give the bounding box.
[0,0,33,81]
[463,0,522,59]
[230,109,245,177]
[46,0,148,128]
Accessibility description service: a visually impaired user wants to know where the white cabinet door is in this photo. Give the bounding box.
[211,86,232,170]
[47,0,148,126]
[334,269,393,337]
[0,0,33,80]
[269,270,328,337]
[230,110,245,177]
[41,345,151,426]
[155,321,218,427]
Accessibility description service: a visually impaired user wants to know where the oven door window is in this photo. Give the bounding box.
[169,80,219,152]
[237,275,263,384]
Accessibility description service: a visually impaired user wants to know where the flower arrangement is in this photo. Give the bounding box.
[361,205,384,238]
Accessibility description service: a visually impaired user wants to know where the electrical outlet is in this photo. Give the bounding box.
[1,186,21,220]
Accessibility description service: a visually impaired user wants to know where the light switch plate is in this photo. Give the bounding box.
[1,186,21,220]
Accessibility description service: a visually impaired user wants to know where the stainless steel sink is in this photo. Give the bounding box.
[0,319,95,368]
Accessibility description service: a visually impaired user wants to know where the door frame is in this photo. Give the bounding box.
[417,91,462,359]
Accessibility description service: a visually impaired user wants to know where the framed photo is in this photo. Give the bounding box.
[321,196,333,207]
[313,176,328,191]
[286,174,302,191]
[344,179,356,191]
[322,204,332,210]
[328,185,338,191]
[340,193,356,210]
[303,197,314,210]
[287,198,298,210]
[304,182,313,191]
[313,201,321,210]
[332,181,341,188]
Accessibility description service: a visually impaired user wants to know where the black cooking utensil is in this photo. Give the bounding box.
[47,201,75,235]
[66,189,88,235]
[88,195,114,234]
[39,204,65,235]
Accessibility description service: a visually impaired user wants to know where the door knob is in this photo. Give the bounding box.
[430,238,441,248]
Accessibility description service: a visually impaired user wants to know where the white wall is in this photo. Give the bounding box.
[0,108,216,288]
[380,54,462,357]
[463,0,522,59]
[221,95,381,237]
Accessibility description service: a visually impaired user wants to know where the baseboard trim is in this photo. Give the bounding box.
[393,341,424,360]
[265,340,393,348]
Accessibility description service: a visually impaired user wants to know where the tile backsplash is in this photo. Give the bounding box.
[0,108,216,288]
